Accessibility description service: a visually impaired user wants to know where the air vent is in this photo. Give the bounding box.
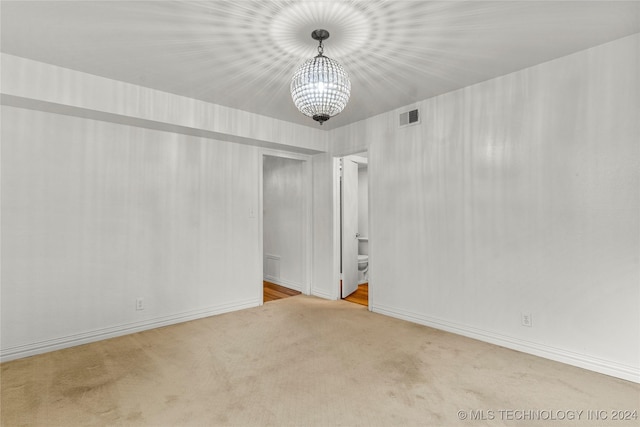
[399,109,420,127]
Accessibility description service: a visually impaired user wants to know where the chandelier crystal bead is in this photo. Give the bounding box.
[290,29,351,125]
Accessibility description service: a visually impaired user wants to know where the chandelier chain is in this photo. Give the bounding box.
[317,40,324,56]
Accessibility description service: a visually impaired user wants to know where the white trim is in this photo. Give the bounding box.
[0,299,260,362]
[332,157,342,300]
[263,276,302,292]
[373,303,640,384]
[258,154,265,304]
[259,148,312,162]
[366,149,373,311]
[345,154,368,165]
[311,288,335,300]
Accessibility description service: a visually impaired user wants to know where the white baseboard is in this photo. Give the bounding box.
[263,276,302,292]
[0,298,261,363]
[311,287,335,300]
[372,303,639,384]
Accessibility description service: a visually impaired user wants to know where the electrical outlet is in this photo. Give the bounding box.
[136,298,144,311]
[521,312,532,327]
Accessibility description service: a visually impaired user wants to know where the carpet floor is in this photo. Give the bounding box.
[2,295,638,426]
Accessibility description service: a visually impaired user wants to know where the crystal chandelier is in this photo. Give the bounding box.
[290,29,351,125]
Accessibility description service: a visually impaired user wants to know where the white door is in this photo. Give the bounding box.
[341,158,359,298]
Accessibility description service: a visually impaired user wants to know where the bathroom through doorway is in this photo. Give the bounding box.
[337,151,369,307]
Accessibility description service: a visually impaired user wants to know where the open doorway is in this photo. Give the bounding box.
[260,151,312,304]
[337,151,369,307]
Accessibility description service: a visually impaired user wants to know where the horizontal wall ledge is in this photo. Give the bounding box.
[1,94,323,155]
[1,53,328,154]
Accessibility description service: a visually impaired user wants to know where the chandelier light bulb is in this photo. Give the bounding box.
[290,29,351,125]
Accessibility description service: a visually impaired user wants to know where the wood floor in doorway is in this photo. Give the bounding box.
[344,283,368,307]
[263,281,301,302]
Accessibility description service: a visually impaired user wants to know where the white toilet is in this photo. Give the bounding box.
[357,254,369,283]
[358,238,369,283]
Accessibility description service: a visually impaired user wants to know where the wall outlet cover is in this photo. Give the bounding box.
[521,312,532,327]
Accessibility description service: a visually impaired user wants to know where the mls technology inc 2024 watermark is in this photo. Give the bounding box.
[456,409,638,422]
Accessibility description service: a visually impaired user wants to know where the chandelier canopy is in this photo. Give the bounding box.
[290,29,351,125]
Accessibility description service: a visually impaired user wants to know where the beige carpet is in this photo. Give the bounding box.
[2,295,638,426]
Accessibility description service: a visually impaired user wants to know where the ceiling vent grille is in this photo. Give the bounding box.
[399,108,420,128]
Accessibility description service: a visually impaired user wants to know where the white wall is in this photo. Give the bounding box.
[0,53,327,361]
[310,152,337,300]
[328,34,640,382]
[0,106,262,359]
[263,156,305,291]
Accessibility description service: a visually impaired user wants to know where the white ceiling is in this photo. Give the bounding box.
[2,1,638,130]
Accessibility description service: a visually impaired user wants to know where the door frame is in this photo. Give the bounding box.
[332,150,371,308]
[258,149,313,304]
